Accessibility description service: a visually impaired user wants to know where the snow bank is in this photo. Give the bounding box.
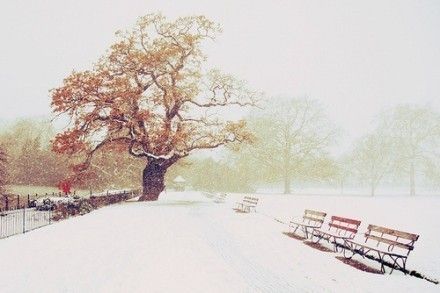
[35,196,74,205]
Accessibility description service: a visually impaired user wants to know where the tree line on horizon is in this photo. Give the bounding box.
[0,100,439,197]
[168,101,440,196]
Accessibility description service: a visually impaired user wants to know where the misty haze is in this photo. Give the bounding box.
[0,1,439,292]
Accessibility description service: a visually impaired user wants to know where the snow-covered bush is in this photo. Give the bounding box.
[51,190,137,221]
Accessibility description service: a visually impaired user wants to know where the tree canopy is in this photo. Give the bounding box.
[237,97,337,193]
[51,14,259,200]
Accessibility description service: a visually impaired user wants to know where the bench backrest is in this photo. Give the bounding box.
[242,196,259,206]
[202,192,215,198]
[328,216,361,238]
[302,210,326,227]
[365,224,419,255]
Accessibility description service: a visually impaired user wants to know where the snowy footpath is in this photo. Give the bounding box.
[0,192,438,292]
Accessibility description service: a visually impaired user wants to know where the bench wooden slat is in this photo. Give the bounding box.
[331,216,361,226]
[243,200,258,205]
[343,225,420,274]
[243,196,258,200]
[311,214,361,249]
[367,225,419,241]
[328,222,359,234]
[303,215,325,223]
[305,210,326,217]
[345,239,409,258]
[288,210,327,239]
[314,229,355,239]
[236,196,259,212]
[290,220,322,228]
[366,234,414,251]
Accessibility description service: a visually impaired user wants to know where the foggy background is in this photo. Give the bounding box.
[1,0,439,195]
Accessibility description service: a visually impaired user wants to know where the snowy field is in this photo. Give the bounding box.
[0,191,438,292]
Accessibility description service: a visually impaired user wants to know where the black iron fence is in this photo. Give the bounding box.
[0,208,52,239]
[0,188,140,240]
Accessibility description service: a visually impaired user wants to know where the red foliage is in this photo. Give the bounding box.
[58,180,72,195]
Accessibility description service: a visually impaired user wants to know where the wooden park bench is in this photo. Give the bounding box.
[311,216,361,251]
[214,193,227,203]
[342,225,419,274]
[202,192,215,199]
[288,210,327,239]
[235,196,259,213]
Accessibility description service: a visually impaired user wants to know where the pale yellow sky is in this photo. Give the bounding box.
[1,0,439,143]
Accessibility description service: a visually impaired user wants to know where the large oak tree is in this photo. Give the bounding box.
[51,14,258,200]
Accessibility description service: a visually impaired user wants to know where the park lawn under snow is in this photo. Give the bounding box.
[0,192,438,292]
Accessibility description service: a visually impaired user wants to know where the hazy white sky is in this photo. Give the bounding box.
[1,0,439,142]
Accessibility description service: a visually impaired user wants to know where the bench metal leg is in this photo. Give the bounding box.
[388,255,407,274]
[289,224,310,239]
[333,239,341,252]
[303,226,310,239]
[402,257,407,274]
[289,223,299,235]
[311,230,324,244]
[341,243,410,275]
[377,252,386,274]
[342,241,356,260]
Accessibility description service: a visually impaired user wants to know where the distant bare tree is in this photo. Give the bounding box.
[249,97,336,194]
[424,157,440,188]
[350,133,394,196]
[0,118,158,190]
[166,157,255,193]
[333,155,352,195]
[0,119,68,186]
[380,105,440,196]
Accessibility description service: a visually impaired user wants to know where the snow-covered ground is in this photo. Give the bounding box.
[0,191,438,292]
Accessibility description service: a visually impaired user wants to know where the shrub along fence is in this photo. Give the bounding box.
[52,189,140,221]
[0,189,140,239]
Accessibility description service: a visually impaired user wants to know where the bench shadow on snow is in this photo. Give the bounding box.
[335,256,383,274]
[282,232,307,241]
[302,241,334,252]
[232,208,250,214]
[282,232,381,273]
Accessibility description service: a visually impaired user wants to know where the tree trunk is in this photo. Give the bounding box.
[283,139,291,195]
[139,160,168,201]
[410,162,415,196]
[283,171,291,194]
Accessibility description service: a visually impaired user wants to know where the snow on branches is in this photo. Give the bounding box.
[51,13,259,185]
